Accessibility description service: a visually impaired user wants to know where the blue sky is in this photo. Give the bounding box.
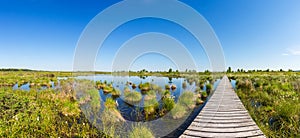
[0,0,300,71]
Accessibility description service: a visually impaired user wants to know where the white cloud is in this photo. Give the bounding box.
[282,48,300,56]
[282,53,289,56]
[287,49,300,55]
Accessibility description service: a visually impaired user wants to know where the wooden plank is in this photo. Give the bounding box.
[203,109,246,112]
[187,125,260,133]
[200,109,248,113]
[196,116,251,120]
[193,118,253,124]
[203,107,245,109]
[180,76,265,137]
[204,105,245,109]
[190,121,257,128]
[198,113,249,117]
[205,103,243,105]
[182,130,265,138]
[208,100,241,102]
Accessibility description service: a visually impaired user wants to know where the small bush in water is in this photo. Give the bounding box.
[124,91,142,103]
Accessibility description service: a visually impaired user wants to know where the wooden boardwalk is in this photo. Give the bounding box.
[180,76,265,138]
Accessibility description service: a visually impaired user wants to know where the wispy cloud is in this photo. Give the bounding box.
[282,48,300,56]
[282,53,289,56]
[287,48,300,55]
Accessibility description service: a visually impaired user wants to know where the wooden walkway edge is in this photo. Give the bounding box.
[180,76,265,138]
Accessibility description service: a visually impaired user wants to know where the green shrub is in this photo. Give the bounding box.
[165,84,170,90]
[205,83,213,93]
[196,98,204,105]
[201,91,208,98]
[124,91,142,103]
[139,82,150,91]
[103,86,113,93]
[162,97,175,111]
[111,88,121,97]
[144,99,159,115]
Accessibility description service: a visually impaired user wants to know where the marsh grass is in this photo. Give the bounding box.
[104,98,125,124]
[144,90,156,101]
[205,83,213,93]
[182,81,187,89]
[162,97,175,111]
[163,90,171,98]
[144,98,159,115]
[201,91,208,99]
[150,83,163,93]
[111,88,121,97]
[169,91,196,119]
[178,91,196,109]
[105,97,116,110]
[196,98,204,105]
[165,84,171,90]
[139,82,151,91]
[124,86,131,93]
[0,71,221,137]
[195,87,202,93]
[124,91,142,104]
[235,73,300,137]
[128,123,154,138]
[170,104,187,119]
[87,89,101,110]
[103,86,113,93]
[0,87,102,137]
[100,110,122,138]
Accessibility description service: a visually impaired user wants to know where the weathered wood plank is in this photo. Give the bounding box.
[198,113,249,117]
[196,116,251,120]
[193,118,253,124]
[200,110,248,114]
[180,76,265,138]
[182,129,264,137]
[187,125,260,133]
[190,121,256,128]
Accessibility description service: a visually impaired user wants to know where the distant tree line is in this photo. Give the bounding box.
[226,67,294,73]
[0,68,34,71]
[1,68,296,73]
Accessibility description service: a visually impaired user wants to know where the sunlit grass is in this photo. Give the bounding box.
[170,104,187,119]
[178,91,196,109]
[0,71,223,137]
[144,98,159,115]
[139,82,151,91]
[162,97,175,111]
[234,73,300,137]
[124,91,142,104]
[144,90,156,101]
[0,87,102,137]
[128,123,154,138]
[111,88,121,97]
